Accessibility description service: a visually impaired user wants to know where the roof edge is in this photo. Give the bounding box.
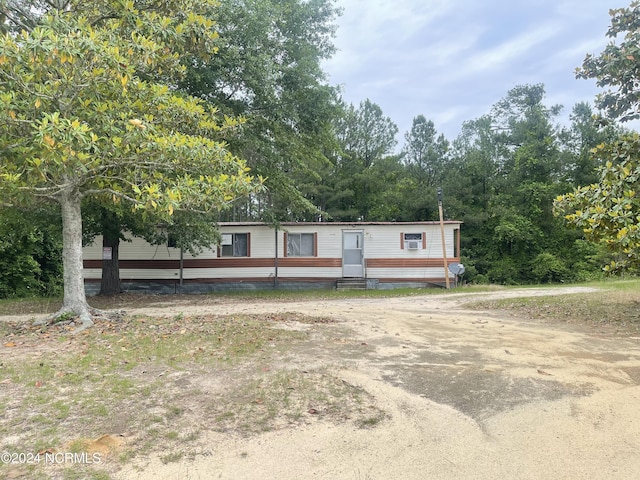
[217,221,463,226]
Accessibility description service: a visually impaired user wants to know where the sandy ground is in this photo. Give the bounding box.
[104,286,640,480]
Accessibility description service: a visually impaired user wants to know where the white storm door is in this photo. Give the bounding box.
[342,230,364,277]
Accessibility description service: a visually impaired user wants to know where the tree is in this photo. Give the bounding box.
[82,196,226,296]
[490,84,563,184]
[0,5,260,330]
[557,2,640,273]
[2,1,252,297]
[576,2,640,123]
[2,2,234,298]
[555,135,640,272]
[337,99,398,169]
[557,102,621,187]
[444,84,592,284]
[398,115,450,221]
[403,115,449,187]
[0,205,62,297]
[330,99,398,220]
[447,115,502,216]
[180,0,342,222]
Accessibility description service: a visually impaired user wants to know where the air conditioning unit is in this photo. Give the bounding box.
[407,241,420,250]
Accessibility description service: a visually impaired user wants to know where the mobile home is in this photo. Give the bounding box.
[83,221,462,294]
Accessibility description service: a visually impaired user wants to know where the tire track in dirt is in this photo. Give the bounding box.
[114,286,640,479]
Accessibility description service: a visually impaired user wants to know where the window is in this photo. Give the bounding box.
[286,233,316,257]
[220,233,249,257]
[403,233,423,250]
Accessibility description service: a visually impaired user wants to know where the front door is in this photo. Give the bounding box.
[342,230,364,277]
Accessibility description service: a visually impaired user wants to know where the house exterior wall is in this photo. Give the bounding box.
[83,221,462,293]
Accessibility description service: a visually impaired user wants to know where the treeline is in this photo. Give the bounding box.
[0,0,630,298]
[227,84,622,285]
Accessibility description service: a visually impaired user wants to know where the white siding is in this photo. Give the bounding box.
[366,267,448,279]
[83,234,183,261]
[120,269,180,280]
[361,224,457,259]
[183,267,274,279]
[83,222,461,283]
[277,267,341,278]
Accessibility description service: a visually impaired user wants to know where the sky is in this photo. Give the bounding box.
[321,0,621,145]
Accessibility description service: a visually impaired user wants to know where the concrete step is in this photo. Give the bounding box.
[336,278,367,290]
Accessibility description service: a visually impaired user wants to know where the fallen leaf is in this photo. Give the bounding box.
[3,342,17,347]
[35,380,43,387]
[308,408,318,414]
[537,369,552,376]
[504,349,513,355]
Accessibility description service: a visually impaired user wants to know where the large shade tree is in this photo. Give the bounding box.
[556,137,640,272]
[180,0,342,222]
[0,3,260,330]
[556,2,640,273]
[2,1,254,297]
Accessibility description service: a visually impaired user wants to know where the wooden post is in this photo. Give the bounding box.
[437,188,450,289]
[179,246,184,292]
[274,227,279,288]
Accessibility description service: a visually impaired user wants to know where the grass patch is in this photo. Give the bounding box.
[0,296,62,317]
[205,369,386,435]
[0,285,502,319]
[160,451,184,464]
[469,279,640,333]
[0,311,379,479]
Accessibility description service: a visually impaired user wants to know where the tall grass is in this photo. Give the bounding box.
[470,279,640,332]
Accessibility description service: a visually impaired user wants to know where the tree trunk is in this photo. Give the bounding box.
[59,189,92,329]
[99,221,123,295]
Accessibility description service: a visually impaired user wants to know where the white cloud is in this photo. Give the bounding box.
[464,23,561,76]
[323,0,621,141]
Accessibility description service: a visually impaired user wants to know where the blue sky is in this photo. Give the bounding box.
[322,0,620,145]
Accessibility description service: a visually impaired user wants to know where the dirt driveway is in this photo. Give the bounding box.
[113,286,640,480]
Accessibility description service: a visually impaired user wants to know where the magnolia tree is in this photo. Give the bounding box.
[0,5,261,331]
[555,3,640,273]
[555,136,640,272]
